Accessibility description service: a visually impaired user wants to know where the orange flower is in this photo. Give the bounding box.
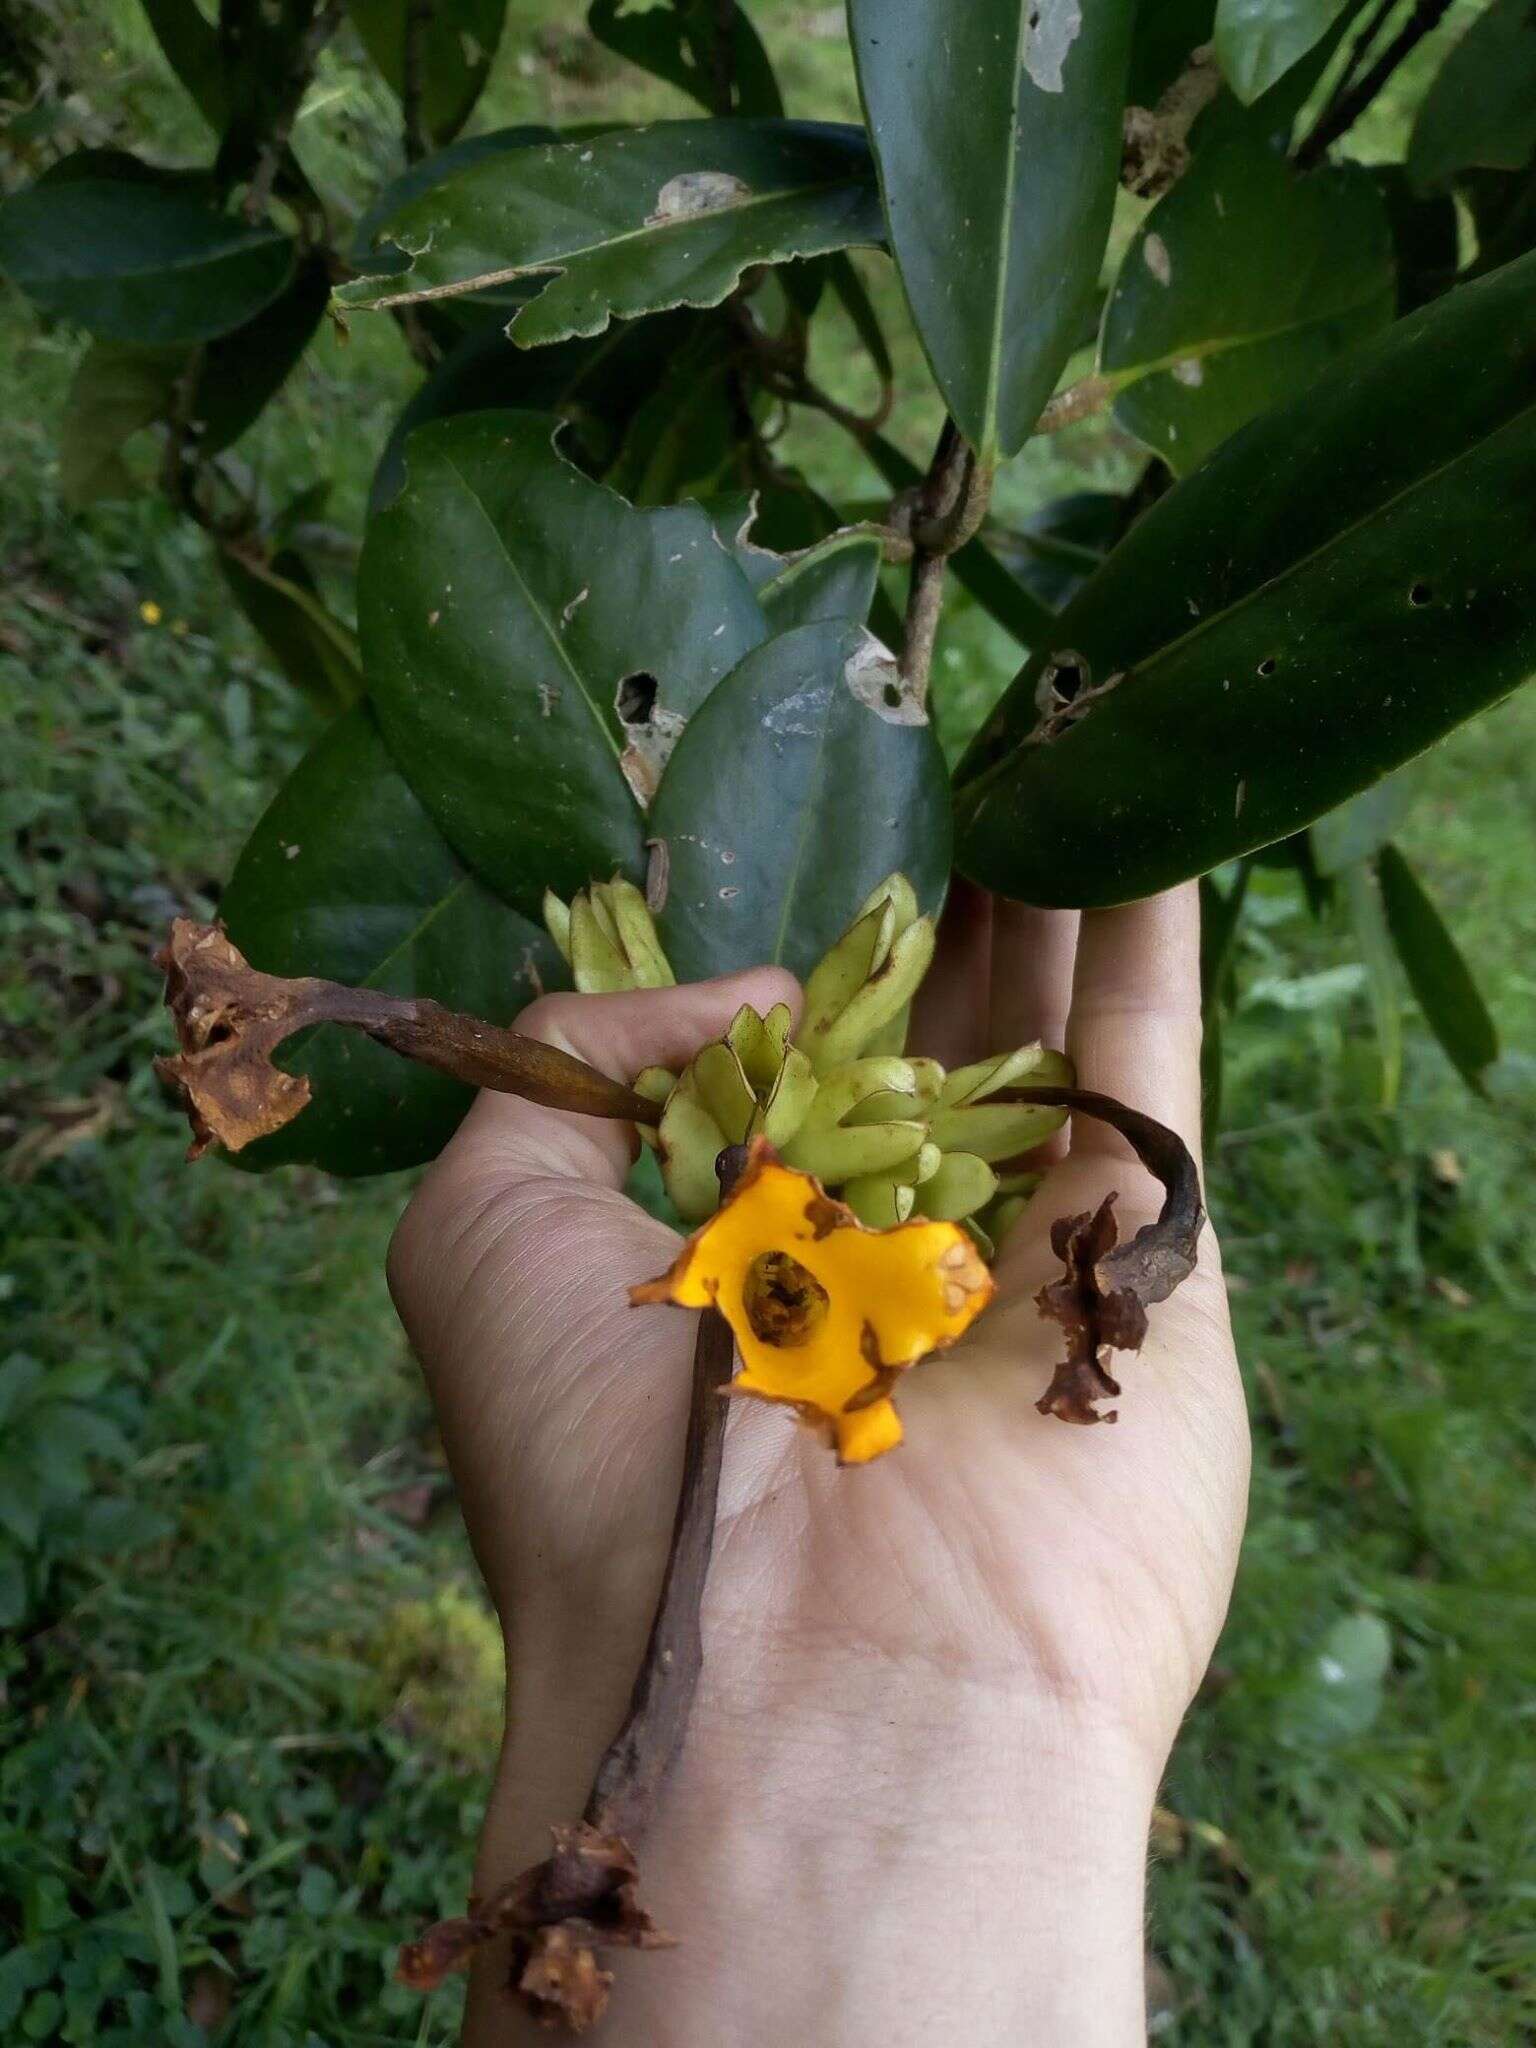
[632,1139,993,1463]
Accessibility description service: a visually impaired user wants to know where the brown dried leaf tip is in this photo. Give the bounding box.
[1012,1085,1205,1426]
[155,919,322,1158]
[397,1824,673,2032]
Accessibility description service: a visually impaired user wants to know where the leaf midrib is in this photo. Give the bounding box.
[357,173,872,309]
[440,446,623,765]
[979,4,1033,461]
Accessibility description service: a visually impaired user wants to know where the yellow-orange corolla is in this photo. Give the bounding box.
[632,1139,994,1463]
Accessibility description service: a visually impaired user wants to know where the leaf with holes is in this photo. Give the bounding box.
[652,618,951,982]
[344,0,509,148]
[1409,0,1536,192]
[1214,0,1353,105]
[359,411,769,914]
[0,167,294,344]
[220,706,562,1175]
[1100,135,1395,474]
[849,0,1134,460]
[955,250,1536,906]
[338,120,883,350]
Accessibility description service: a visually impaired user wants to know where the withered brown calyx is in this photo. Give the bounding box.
[155,919,654,1158]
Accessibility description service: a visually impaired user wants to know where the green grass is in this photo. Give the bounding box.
[3,4,1535,2042]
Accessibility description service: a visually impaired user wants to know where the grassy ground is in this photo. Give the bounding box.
[3,4,1534,2043]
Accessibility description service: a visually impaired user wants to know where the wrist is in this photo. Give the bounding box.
[472,1631,1160,2046]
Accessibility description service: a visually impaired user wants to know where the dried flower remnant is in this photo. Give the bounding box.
[1010,1085,1205,1424]
[633,1138,994,1462]
[155,918,654,1158]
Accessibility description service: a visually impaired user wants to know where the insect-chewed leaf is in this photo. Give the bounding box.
[359,411,770,916]
[0,162,294,345]
[849,0,1134,459]
[955,249,1536,907]
[218,706,563,1176]
[651,619,951,983]
[1100,135,1395,474]
[338,120,883,349]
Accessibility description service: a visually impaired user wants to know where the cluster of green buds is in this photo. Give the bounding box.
[543,872,1072,1257]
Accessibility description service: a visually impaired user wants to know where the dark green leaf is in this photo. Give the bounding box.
[955,251,1536,907]
[0,1542,24,1630]
[1344,861,1402,1109]
[1130,0,1216,106]
[340,120,882,348]
[0,172,294,345]
[369,305,712,510]
[757,531,883,635]
[221,705,562,1175]
[588,0,783,118]
[849,0,1134,459]
[826,250,893,387]
[194,253,331,452]
[1409,0,1536,192]
[718,474,905,645]
[138,0,227,129]
[601,316,746,505]
[985,491,1123,612]
[58,341,182,507]
[1376,843,1500,1092]
[344,0,509,147]
[220,548,364,715]
[216,0,326,182]
[1196,0,1362,153]
[1371,165,1460,313]
[1101,136,1395,474]
[653,618,952,980]
[1214,0,1352,105]
[359,411,768,913]
[350,126,559,264]
[865,432,1058,647]
[1311,763,1420,877]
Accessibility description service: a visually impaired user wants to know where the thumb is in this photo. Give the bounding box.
[441,967,803,1191]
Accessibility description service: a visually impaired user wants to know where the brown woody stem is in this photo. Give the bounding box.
[398,1157,744,2030]
[900,419,992,701]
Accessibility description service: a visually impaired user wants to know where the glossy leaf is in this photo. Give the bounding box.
[58,342,182,507]
[1214,0,1352,105]
[653,618,950,982]
[339,120,883,349]
[221,706,561,1175]
[220,548,365,715]
[350,126,558,265]
[1101,135,1395,474]
[849,0,1134,460]
[194,253,332,453]
[757,531,883,635]
[1409,0,1536,193]
[370,304,711,510]
[139,0,227,129]
[0,170,294,344]
[588,0,783,117]
[1376,844,1499,1092]
[955,250,1536,907]
[359,411,768,914]
[1311,764,1419,877]
[344,0,508,147]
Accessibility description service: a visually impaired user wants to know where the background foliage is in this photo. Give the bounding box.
[2,1,1534,2041]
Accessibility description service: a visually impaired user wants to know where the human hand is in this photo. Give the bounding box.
[388,883,1249,2045]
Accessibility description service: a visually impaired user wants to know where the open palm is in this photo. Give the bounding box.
[389,884,1248,2044]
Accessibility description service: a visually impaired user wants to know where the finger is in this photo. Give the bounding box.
[908,876,992,1066]
[450,967,802,1189]
[1065,885,1202,1168]
[988,900,1080,1055]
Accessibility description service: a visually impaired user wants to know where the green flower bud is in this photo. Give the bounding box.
[561,879,676,992]
[912,1150,998,1222]
[657,1072,729,1223]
